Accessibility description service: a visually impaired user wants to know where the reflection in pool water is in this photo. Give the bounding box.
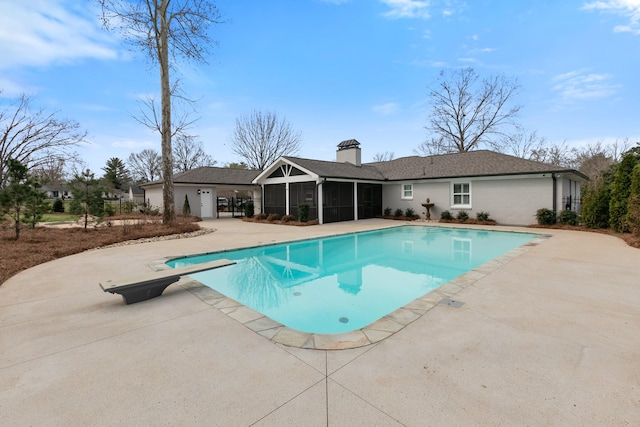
[168,226,534,334]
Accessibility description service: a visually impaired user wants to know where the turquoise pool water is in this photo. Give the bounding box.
[168,226,534,334]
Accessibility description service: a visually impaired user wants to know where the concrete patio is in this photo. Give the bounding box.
[1,219,639,426]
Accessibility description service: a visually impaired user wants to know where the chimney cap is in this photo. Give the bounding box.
[337,139,360,150]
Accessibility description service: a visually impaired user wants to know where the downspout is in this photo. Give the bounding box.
[551,173,557,212]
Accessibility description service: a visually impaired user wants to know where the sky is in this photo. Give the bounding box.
[1,0,639,174]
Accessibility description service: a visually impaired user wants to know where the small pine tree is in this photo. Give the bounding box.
[22,178,49,228]
[0,159,43,239]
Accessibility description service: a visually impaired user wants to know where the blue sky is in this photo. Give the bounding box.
[1,0,639,173]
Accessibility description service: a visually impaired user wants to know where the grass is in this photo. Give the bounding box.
[40,213,80,222]
[0,214,201,285]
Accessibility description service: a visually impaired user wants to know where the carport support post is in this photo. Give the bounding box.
[285,182,290,216]
[317,180,324,224]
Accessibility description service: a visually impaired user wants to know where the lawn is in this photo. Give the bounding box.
[0,215,201,285]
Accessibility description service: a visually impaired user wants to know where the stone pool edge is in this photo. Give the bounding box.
[149,234,551,351]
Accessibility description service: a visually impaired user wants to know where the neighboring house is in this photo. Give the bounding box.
[140,140,587,225]
[41,184,73,199]
[141,167,261,218]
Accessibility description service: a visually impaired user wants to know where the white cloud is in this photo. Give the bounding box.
[551,69,620,102]
[380,0,431,19]
[372,102,400,115]
[0,0,118,70]
[582,0,640,34]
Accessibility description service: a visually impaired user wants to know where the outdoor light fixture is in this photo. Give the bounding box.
[197,189,201,195]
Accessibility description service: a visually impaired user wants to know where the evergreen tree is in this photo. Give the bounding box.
[102,157,131,190]
[0,159,44,239]
[22,176,49,228]
[70,169,105,229]
[609,150,640,232]
[182,194,191,216]
[627,163,640,236]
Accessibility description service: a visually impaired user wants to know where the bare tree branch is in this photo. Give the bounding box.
[230,110,303,170]
[127,148,162,182]
[372,151,395,162]
[173,134,216,172]
[422,67,521,154]
[0,93,86,188]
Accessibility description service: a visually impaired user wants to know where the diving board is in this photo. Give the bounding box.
[100,259,235,304]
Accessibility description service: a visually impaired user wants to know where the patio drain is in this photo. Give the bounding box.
[438,298,465,308]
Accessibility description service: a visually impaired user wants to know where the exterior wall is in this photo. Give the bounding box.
[382,176,555,225]
[144,185,164,212]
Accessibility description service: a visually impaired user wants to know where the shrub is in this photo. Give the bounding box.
[281,214,295,222]
[104,204,116,217]
[393,208,403,217]
[298,203,309,222]
[255,212,268,220]
[244,200,255,218]
[405,208,415,218]
[456,210,469,221]
[182,194,191,216]
[267,213,281,222]
[609,151,639,232]
[440,210,452,220]
[558,209,579,226]
[581,180,611,228]
[69,198,83,215]
[536,208,556,225]
[52,199,65,213]
[476,211,490,221]
[628,164,640,236]
[383,207,392,216]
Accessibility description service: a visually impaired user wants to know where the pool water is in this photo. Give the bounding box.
[168,226,534,334]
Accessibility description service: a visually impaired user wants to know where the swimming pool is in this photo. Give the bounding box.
[168,226,535,334]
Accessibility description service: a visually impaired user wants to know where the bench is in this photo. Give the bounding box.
[100,259,236,304]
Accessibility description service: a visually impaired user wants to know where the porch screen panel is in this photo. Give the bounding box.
[357,183,382,219]
[289,181,317,221]
[323,182,354,223]
[264,184,286,216]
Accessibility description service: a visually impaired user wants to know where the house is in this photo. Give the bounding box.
[41,184,73,199]
[141,167,262,218]
[142,140,587,225]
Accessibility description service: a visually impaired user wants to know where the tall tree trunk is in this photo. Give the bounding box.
[159,1,175,224]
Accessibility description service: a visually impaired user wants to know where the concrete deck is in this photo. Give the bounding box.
[1,219,639,426]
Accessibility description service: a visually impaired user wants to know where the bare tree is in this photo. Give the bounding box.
[230,110,303,170]
[31,157,68,187]
[127,148,162,183]
[173,134,216,173]
[500,127,548,160]
[529,140,574,167]
[98,0,223,224]
[420,67,521,154]
[372,151,395,162]
[0,93,85,188]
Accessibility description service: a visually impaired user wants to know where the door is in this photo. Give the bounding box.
[200,188,213,218]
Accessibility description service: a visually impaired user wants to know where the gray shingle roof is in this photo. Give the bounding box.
[141,167,261,186]
[282,156,387,180]
[367,150,586,181]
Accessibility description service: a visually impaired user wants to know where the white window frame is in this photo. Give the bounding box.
[401,183,413,200]
[451,182,471,208]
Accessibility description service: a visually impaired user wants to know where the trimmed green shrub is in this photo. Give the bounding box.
[440,210,452,220]
[536,208,556,225]
[298,203,309,222]
[558,209,579,226]
[581,179,611,228]
[244,200,255,218]
[476,211,490,221]
[628,163,640,236]
[405,207,415,218]
[456,210,469,221]
[52,198,64,213]
[383,207,392,216]
[393,208,403,217]
[609,151,639,232]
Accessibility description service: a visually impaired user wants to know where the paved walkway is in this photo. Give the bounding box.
[1,219,639,426]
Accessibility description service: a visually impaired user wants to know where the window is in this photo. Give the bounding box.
[452,182,471,207]
[402,184,413,200]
